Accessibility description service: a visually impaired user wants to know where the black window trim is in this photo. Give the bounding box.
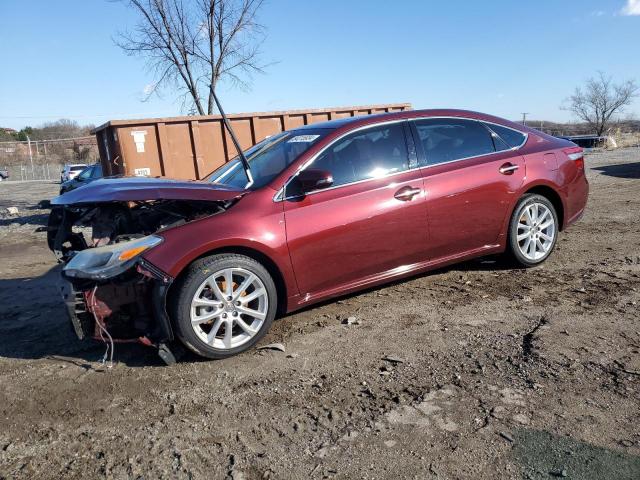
[410,117,529,168]
[276,119,416,201]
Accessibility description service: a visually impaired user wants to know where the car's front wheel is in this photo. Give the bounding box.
[170,253,277,359]
[507,194,559,267]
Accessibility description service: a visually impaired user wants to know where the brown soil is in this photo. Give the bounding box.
[1,150,639,479]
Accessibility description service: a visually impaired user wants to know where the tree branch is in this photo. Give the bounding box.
[564,72,638,136]
[115,0,267,115]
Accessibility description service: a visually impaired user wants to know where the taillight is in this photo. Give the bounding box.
[563,147,584,170]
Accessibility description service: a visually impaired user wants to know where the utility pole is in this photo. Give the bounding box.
[26,135,34,179]
[521,113,529,126]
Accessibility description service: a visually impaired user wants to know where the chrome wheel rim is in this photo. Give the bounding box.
[190,268,268,350]
[516,202,556,261]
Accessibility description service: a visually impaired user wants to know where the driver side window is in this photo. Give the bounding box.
[310,123,409,188]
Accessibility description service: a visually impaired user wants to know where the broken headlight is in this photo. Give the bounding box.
[63,235,163,280]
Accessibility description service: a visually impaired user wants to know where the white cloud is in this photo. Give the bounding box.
[591,10,605,16]
[142,83,156,95]
[621,0,640,15]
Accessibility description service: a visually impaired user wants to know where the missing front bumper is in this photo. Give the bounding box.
[59,261,174,346]
[60,280,93,340]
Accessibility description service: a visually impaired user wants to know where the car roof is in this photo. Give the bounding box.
[293,112,394,131]
[293,109,529,133]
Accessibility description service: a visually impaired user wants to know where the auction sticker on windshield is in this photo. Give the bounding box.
[287,135,320,143]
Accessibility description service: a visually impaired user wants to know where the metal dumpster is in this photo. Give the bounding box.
[92,103,412,180]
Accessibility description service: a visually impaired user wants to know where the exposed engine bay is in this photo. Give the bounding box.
[48,198,233,363]
[48,199,228,261]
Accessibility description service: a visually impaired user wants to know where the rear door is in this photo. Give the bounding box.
[411,118,526,260]
[283,121,429,298]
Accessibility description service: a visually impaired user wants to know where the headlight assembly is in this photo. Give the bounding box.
[63,235,163,280]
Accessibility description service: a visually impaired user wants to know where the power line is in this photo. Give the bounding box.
[0,135,96,145]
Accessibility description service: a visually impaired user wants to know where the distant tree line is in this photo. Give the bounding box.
[0,119,99,169]
[0,119,95,142]
[524,119,640,137]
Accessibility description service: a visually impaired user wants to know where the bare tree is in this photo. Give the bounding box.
[116,0,267,115]
[565,72,639,136]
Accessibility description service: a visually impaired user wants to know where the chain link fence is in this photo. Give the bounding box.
[1,163,63,181]
[0,136,98,182]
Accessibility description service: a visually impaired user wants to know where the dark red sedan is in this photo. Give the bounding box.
[49,109,588,362]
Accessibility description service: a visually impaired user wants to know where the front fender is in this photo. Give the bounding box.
[141,196,298,297]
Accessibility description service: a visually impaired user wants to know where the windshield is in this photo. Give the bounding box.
[70,165,86,172]
[77,166,93,180]
[207,128,331,189]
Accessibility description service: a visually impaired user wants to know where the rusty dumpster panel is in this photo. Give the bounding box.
[91,103,412,180]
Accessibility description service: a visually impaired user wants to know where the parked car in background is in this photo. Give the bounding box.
[60,163,88,183]
[49,109,588,363]
[0,168,8,181]
[59,164,102,194]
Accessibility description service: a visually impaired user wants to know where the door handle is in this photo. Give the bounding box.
[394,186,422,201]
[499,163,519,175]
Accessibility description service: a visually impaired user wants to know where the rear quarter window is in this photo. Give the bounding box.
[484,123,527,149]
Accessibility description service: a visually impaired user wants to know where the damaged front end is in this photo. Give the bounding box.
[48,180,244,362]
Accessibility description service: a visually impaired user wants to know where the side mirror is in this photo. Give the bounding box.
[297,169,333,192]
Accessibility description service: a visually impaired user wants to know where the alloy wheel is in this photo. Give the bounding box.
[190,267,268,350]
[516,202,556,261]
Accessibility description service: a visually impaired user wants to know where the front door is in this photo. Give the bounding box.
[283,122,429,299]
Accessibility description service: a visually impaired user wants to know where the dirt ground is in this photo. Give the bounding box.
[0,149,639,480]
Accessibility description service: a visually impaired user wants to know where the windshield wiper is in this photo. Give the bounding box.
[210,85,254,188]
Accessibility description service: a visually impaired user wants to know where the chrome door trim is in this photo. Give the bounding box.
[273,116,529,202]
[479,120,529,150]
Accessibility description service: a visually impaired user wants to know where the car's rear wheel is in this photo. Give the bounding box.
[507,194,558,267]
[171,254,277,359]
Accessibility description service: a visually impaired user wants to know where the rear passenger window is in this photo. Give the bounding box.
[310,123,409,187]
[413,119,495,165]
[485,123,526,149]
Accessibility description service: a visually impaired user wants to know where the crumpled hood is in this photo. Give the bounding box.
[51,177,246,205]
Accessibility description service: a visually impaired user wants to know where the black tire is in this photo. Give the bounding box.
[506,193,559,267]
[170,253,277,359]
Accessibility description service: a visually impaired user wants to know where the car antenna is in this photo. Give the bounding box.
[209,85,254,188]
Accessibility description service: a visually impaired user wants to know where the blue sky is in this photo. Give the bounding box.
[0,0,639,130]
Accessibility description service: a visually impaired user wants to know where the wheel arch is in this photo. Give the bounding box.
[522,184,566,230]
[168,245,290,316]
